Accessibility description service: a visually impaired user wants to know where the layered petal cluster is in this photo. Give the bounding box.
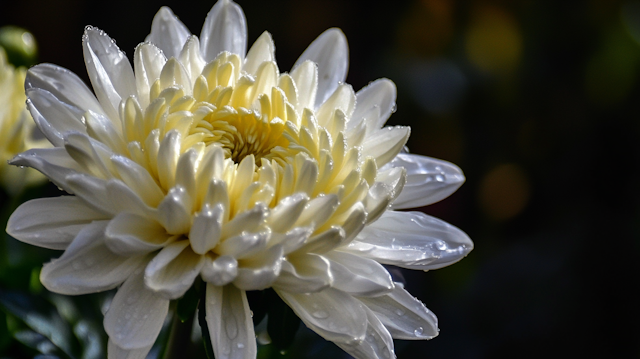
[0,47,48,194]
[7,1,473,358]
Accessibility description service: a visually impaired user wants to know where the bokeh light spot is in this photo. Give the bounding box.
[464,5,522,75]
[478,163,531,221]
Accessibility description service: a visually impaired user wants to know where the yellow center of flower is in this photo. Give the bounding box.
[135,51,296,167]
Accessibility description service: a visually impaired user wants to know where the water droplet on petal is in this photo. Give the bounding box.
[414,327,424,336]
[311,310,329,319]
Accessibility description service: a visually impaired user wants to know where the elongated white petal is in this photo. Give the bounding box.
[348,211,473,270]
[389,153,465,209]
[26,88,87,147]
[104,267,170,349]
[358,285,438,340]
[361,126,410,167]
[277,288,367,344]
[316,84,356,127]
[144,241,204,299]
[105,213,172,256]
[7,196,106,250]
[336,306,395,359]
[325,251,394,297]
[290,60,317,113]
[205,283,257,359]
[83,27,137,123]
[273,253,332,293]
[9,148,82,192]
[40,221,145,295]
[189,204,224,255]
[157,186,192,235]
[293,28,348,109]
[145,6,191,59]
[244,31,275,76]
[200,0,247,62]
[134,43,166,109]
[107,339,153,359]
[25,63,103,115]
[351,78,397,132]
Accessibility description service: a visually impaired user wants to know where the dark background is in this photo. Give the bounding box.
[2,0,640,358]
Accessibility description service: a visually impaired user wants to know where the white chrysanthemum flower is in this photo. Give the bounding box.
[7,1,473,358]
[0,47,48,194]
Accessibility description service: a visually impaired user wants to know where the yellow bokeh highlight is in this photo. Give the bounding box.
[478,163,531,221]
[465,5,523,74]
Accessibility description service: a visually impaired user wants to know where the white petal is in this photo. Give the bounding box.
[189,204,224,255]
[145,6,191,59]
[273,253,332,293]
[86,110,127,154]
[335,306,395,359]
[26,88,87,147]
[216,231,269,259]
[157,186,192,235]
[205,284,257,359]
[178,36,207,80]
[200,0,248,62]
[65,174,114,214]
[10,148,83,192]
[105,213,173,256]
[111,155,164,207]
[40,221,145,295]
[293,28,348,109]
[349,211,473,270]
[267,193,309,233]
[201,255,238,285]
[25,63,104,116]
[107,339,152,359]
[277,288,367,344]
[361,126,410,167]
[244,31,275,76]
[104,267,170,349]
[316,84,356,128]
[389,153,465,209]
[233,244,283,290]
[358,285,438,340]
[290,60,317,113]
[83,27,137,122]
[134,43,167,109]
[351,78,397,132]
[325,251,394,297]
[7,196,106,250]
[144,241,204,299]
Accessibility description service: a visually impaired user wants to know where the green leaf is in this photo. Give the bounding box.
[0,289,78,358]
[265,289,300,351]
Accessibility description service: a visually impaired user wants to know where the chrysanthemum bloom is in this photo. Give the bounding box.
[0,47,48,195]
[7,0,473,358]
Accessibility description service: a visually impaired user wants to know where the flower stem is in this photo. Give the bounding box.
[163,309,195,359]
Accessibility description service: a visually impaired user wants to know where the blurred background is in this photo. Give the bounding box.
[2,0,640,358]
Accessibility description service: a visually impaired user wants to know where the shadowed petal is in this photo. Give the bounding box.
[40,221,145,295]
[145,6,191,59]
[293,28,348,109]
[347,211,473,270]
[205,283,257,359]
[358,285,439,340]
[7,196,106,250]
[104,267,169,349]
[200,0,247,62]
[389,153,465,209]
